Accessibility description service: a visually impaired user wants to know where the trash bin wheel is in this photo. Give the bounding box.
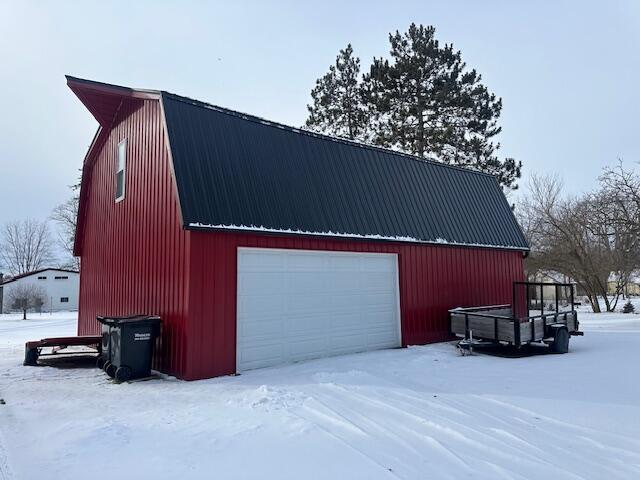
[104,361,116,378]
[96,356,105,369]
[115,365,132,383]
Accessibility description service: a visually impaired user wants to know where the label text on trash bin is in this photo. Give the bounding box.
[134,333,151,341]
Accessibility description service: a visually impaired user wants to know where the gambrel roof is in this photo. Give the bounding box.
[67,76,529,252]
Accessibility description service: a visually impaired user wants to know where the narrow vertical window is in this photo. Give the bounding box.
[116,139,127,201]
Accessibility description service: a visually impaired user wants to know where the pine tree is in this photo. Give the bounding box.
[363,24,521,189]
[305,44,368,141]
[622,299,635,313]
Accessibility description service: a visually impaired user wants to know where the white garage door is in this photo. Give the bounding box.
[236,248,401,371]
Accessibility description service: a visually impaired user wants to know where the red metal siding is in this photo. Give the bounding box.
[77,98,190,377]
[185,231,525,380]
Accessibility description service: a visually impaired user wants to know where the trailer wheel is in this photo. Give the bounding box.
[23,348,38,366]
[550,328,570,354]
[115,366,132,383]
[96,356,105,369]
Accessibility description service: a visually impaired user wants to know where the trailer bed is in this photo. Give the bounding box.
[450,306,579,346]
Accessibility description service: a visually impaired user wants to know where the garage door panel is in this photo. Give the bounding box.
[329,333,367,353]
[237,248,400,371]
[328,255,362,271]
[286,312,336,332]
[329,294,363,313]
[286,252,327,271]
[361,293,396,310]
[288,336,329,357]
[359,255,393,270]
[239,272,285,293]
[237,317,284,338]
[329,311,365,329]
[239,342,282,364]
[238,250,286,271]
[287,294,334,315]
[362,272,396,289]
[285,272,330,294]
[328,273,369,293]
[238,294,285,318]
[367,335,399,349]
[332,273,394,293]
[366,313,399,331]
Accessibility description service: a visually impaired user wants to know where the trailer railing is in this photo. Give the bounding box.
[513,281,575,320]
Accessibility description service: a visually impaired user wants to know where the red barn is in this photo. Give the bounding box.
[68,76,528,380]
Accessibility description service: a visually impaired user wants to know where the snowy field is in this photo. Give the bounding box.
[1,307,640,480]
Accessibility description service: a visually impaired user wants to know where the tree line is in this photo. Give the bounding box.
[305,23,521,190]
[519,162,640,313]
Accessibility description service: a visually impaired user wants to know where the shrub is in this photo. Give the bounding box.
[622,300,635,314]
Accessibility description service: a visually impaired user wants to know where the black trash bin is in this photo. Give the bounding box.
[96,315,161,382]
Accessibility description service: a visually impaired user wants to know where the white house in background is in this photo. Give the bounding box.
[0,268,79,314]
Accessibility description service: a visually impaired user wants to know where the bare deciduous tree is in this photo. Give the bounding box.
[519,174,639,313]
[0,219,53,275]
[598,161,640,235]
[7,283,47,320]
[51,195,79,270]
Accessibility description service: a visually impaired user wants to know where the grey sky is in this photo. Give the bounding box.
[1,0,639,223]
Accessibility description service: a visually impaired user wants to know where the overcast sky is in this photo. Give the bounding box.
[1,0,639,223]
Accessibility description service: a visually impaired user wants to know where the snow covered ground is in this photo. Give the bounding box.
[1,308,640,480]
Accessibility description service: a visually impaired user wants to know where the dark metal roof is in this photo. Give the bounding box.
[161,92,528,251]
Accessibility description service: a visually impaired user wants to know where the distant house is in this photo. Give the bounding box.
[529,270,576,293]
[608,274,640,297]
[0,268,79,314]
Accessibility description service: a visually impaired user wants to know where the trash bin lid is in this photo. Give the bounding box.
[97,316,117,326]
[113,315,161,326]
[97,315,161,326]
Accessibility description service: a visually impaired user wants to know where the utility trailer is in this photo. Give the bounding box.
[24,335,102,366]
[449,282,583,354]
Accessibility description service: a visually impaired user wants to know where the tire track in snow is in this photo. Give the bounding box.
[478,395,640,456]
[480,396,640,441]
[329,386,567,476]
[289,398,401,479]
[301,394,440,478]
[303,383,593,480]
[300,385,480,479]
[450,394,640,479]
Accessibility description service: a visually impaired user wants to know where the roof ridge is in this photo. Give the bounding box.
[160,91,498,180]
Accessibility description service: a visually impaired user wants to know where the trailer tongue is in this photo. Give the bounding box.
[449,282,583,355]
